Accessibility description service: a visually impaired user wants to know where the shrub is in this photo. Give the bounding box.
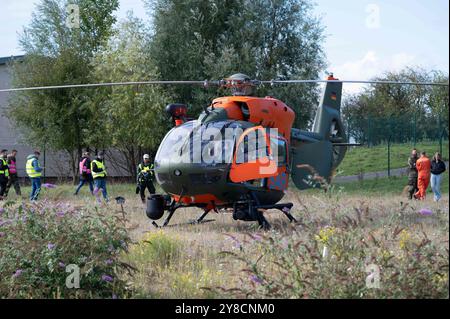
[214,219,449,299]
[0,200,134,298]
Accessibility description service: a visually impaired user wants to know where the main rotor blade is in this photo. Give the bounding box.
[0,80,217,93]
[0,79,448,92]
[263,80,449,86]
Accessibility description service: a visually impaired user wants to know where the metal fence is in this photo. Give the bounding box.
[344,113,449,177]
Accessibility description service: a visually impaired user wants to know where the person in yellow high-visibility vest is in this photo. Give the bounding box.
[136,154,155,203]
[91,151,108,201]
[26,150,43,201]
[0,149,9,200]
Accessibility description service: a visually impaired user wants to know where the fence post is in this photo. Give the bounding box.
[438,114,443,155]
[388,135,391,178]
[413,112,417,147]
[43,144,46,184]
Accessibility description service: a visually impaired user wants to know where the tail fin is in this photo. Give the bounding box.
[312,80,343,139]
[289,79,348,190]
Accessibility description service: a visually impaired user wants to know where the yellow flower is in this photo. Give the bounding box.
[399,229,411,250]
[315,226,337,245]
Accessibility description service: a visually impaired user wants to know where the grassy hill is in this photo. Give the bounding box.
[338,140,449,176]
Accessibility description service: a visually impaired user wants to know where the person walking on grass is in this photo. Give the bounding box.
[26,150,43,201]
[0,149,9,200]
[414,151,431,200]
[91,151,108,202]
[136,154,156,203]
[430,152,446,202]
[5,150,21,197]
[407,148,419,200]
[74,151,94,195]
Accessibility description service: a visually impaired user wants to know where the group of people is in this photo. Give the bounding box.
[74,151,155,203]
[0,148,156,203]
[407,149,446,202]
[0,149,42,201]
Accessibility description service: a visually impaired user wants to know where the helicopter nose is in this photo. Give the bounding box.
[155,162,226,196]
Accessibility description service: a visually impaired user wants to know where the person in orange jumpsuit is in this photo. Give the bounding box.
[414,151,431,200]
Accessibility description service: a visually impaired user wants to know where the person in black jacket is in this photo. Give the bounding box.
[430,152,446,202]
[407,148,419,200]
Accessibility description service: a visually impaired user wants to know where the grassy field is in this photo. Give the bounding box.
[333,173,449,196]
[2,179,448,298]
[338,140,449,176]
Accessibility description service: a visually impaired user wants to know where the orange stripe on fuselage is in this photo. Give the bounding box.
[171,194,224,210]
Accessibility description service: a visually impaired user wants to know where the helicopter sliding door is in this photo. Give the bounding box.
[229,126,279,183]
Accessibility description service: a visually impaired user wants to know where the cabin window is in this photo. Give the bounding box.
[270,137,287,166]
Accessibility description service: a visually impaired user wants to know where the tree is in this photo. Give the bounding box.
[146,0,326,128]
[342,67,449,145]
[90,13,170,176]
[7,0,118,180]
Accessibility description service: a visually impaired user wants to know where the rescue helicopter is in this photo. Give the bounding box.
[1,74,447,230]
[145,73,365,229]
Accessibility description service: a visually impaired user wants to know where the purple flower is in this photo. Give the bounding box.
[419,208,433,216]
[47,243,56,250]
[56,210,66,217]
[13,269,23,278]
[58,262,66,268]
[0,220,10,227]
[0,232,5,238]
[252,234,263,242]
[102,274,113,282]
[42,183,57,189]
[105,259,114,265]
[249,275,263,285]
[112,294,118,299]
[0,208,4,215]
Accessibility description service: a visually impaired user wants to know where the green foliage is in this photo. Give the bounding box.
[147,0,326,127]
[343,67,449,145]
[90,13,170,175]
[0,200,133,298]
[6,0,119,177]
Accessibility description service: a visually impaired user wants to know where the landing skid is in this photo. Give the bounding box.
[149,196,297,230]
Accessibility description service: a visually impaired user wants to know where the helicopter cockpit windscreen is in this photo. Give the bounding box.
[155,120,247,166]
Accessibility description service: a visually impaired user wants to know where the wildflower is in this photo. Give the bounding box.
[105,259,114,265]
[315,226,336,245]
[249,275,263,285]
[399,229,411,250]
[13,269,23,278]
[42,183,57,189]
[0,232,5,238]
[47,243,56,250]
[0,207,4,215]
[419,208,432,216]
[102,274,114,282]
[58,262,66,268]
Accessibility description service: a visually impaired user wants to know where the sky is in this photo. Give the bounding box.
[0,0,448,92]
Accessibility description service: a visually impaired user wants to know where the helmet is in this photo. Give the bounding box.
[143,154,150,160]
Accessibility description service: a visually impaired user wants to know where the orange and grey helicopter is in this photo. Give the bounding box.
[143,73,448,229]
[1,74,447,229]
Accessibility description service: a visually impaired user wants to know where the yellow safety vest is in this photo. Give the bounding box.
[0,158,9,178]
[138,163,154,175]
[91,160,107,179]
[26,158,41,178]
